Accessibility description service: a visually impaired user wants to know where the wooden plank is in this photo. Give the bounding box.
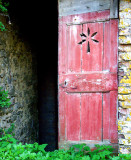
[67,25,82,73]
[81,93,102,140]
[59,0,111,17]
[58,89,66,147]
[59,73,117,93]
[110,19,118,73]
[103,92,110,140]
[58,18,68,75]
[110,0,119,19]
[110,91,118,143]
[82,22,103,71]
[66,94,80,141]
[103,21,110,71]
[62,10,110,25]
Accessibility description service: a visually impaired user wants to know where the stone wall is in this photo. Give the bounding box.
[118,0,131,154]
[0,15,38,144]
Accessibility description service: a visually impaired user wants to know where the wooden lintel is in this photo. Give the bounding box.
[110,0,119,19]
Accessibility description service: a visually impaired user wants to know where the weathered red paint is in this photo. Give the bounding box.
[58,10,118,148]
[59,73,117,93]
[81,93,102,140]
[67,25,82,73]
[66,94,81,141]
[61,10,110,26]
[82,22,103,71]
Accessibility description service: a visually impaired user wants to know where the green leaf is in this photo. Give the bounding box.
[83,146,91,152]
[92,155,100,160]
[38,144,48,151]
[0,4,7,12]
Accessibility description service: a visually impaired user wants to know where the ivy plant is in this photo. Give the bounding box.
[0,0,8,12]
[0,140,131,160]
[0,0,9,31]
[0,87,11,108]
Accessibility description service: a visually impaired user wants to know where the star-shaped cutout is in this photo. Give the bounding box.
[78,28,99,53]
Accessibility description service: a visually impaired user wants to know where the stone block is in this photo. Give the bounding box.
[119,35,131,44]
[120,0,131,11]
[119,138,131,145]
[119,146,131,154]
[119,52,131,60]
[119,10,131,19]
[119,45,131,52]
[119,27,131,36]
[119,101,131,108]
[118,86,131,94]
[119,19,130,28]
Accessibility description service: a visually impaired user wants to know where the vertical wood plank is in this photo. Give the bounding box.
[103,22,110,71]
[58,18,67,75]
[103,92,110,140]
[58,90,66,145]
[66,94,81,141]
[110,20,118,73]
[68,25,82,73]
[81,93,102,141]
[110,91,118,143]
[110,0,118,19]
[82,23,103,72]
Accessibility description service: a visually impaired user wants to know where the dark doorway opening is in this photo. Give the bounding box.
[9,0,58,151]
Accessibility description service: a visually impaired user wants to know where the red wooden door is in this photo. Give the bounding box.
[58,11,118,148]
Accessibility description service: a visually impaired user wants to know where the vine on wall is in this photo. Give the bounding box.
[0,87,11,108]
[0,0,9,31]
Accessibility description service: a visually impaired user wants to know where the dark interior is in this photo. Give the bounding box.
[9,0,58,151]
